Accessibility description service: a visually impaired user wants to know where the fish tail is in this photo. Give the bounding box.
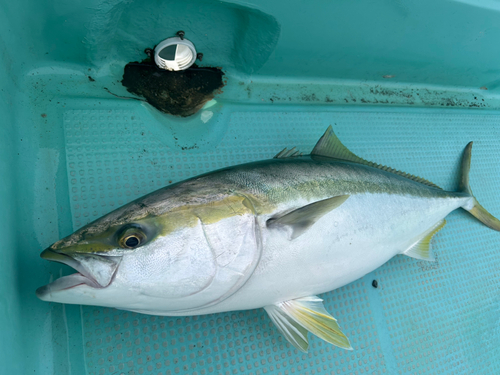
[459,142,500,231]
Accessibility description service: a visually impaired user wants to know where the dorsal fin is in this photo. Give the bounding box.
[311,126,442,189]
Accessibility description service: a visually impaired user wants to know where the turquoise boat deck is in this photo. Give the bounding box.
[2,1,500,374]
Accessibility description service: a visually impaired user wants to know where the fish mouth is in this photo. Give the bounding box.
[36,248,121,299]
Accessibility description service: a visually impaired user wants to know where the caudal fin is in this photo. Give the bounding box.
[459,142,500,231]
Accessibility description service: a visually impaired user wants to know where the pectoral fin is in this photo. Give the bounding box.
[265,296,352,352]
[403,220,446,261]
[267,195,349,239]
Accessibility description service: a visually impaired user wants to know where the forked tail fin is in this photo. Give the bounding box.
[459,142,500,231]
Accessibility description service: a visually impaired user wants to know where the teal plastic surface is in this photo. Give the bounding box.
[0,31,24,375]
[2,1,500,374]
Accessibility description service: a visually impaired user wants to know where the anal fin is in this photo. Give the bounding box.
[403,219,446,261]
[264,296,352,352]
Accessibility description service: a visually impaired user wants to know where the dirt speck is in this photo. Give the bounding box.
[41,113,47,118]
[181,144,199,151]
[301,93,320,102]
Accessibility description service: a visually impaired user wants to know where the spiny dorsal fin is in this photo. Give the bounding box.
[311,126,442,189]
[403,219,446,261]
[267,195,349,239]
[264,296,352,353]
[274,147,303,159]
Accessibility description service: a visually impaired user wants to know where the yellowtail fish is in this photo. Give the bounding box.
[37,126,500,352]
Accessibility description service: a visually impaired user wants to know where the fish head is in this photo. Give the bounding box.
[36,192,262,314]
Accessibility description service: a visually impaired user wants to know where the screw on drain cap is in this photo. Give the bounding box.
[154,36,197,71]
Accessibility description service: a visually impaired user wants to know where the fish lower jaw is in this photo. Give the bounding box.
[36,272,102,301]
[38,248,122,297]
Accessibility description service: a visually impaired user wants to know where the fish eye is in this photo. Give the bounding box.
[118,225,147,249]
[124,235,140,248]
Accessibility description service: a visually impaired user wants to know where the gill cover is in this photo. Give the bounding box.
[126,196,263,315]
